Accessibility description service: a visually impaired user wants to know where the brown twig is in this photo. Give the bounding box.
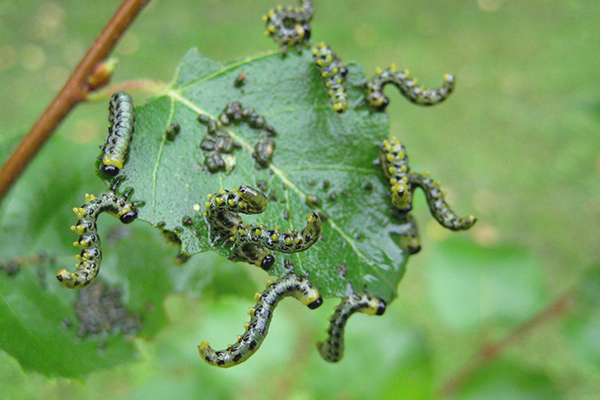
[0,0,151,205]
[436,289,575,398]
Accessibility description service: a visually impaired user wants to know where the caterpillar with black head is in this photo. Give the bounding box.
[56,177,142,288]
[204,185,321,270]
[312,43,349,114]
[263,0,314,55]
[380,138,477,231]
[99,91,135,177]
[317,293,386,363]
[199,273,323,367]
[366,65,454,111]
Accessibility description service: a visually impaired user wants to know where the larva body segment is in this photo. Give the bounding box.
[101,91,135,177]
[312,43,349,114]
[264,0,314,55]
[199,274,323,367]
[367,65,454,110]
[56,180,139,288]
[317,293,386,363]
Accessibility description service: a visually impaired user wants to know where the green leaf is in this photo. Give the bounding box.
[562,264,600,369]
[0,266,138,378]
[426,239,546,330]
[116,48,411,302]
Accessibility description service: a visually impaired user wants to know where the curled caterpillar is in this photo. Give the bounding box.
[380,138,477,231]
[409,171,477,231]
[204,185,321,270]
[199,273,323,368]
[366,65,454,111]
[263,0,314,55]
[100,91,135,176]
[312,43,349,114]
[317,293,386,363]
[56,178,142,289]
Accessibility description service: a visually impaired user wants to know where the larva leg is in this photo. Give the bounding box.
[317,294,386,363]
[367,65,455,110]
[263,1,314,56]
[199,274,323,368]
[312,43,349,114]
[379,138,413,212]
[409,172,477,231]
[56,180,139,288]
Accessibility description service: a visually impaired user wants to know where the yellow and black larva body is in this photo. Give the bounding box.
[379,139,413,212]
[100,91,135,177]
[317,293,386,363]
[56,178,141,289]
[366,65,455,111]
[409,170,477,231]
[199,274,323,367]
[263,0,314,55]
[396,214,422,255]
[204,185,321,270]
[312,43,349,114]
[379,138,477,231]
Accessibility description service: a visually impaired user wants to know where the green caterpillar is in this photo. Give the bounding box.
[263,0,314,55]
[56,178,141,288]
[204,185,321,270]
[199,273,323,367]
[366,65,454,110]
[317,293,386,363]
[380,138,477,231]
[100,91,135,176]
[312,43,349,114]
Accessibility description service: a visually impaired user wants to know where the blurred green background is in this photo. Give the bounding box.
[1,0,599,399]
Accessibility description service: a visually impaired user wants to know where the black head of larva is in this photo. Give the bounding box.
[307,296,323,309]
[260,254,275,270]
[375,97,390,111]
[119,209,138,224]
[302,23,311,41]
[339,65,348,77]
[101,164,120,176]
[376,300,387,316]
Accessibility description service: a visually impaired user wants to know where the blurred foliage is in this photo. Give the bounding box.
[1,0,599,399]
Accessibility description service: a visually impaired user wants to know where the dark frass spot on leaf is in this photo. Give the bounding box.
[75,281,142,338]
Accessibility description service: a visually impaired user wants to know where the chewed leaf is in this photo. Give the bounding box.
[116,48,410,301]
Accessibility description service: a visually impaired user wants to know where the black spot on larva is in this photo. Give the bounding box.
[308,297,323,309]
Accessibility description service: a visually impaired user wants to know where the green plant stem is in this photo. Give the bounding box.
[436,289,575,398]
[0,0,151,205]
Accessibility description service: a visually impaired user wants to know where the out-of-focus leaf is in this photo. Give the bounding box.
[449,361,563,400]
[426,239,546,330]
